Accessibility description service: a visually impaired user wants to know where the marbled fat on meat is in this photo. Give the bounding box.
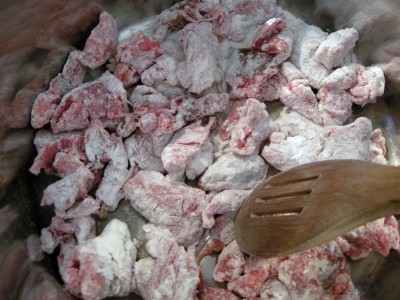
[135,224,199,300]
[123,170,209,247]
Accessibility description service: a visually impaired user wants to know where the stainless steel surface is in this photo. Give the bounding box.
[1,0,400,299]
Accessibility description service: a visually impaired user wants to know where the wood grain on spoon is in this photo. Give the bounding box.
[234,160,400,258]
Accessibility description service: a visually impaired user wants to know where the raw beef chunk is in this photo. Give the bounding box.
[41,166,95,211]
[203,287,238,300]
[123,170,209,246]
[31,51,86,129]
[79,11,118,69]
[140,54,179,87]
[227,98,276,155]
[200,152,268,191]
[228,0,277,43]
[40,216,95,254]
[277,242,356,299]
[369,129,387,164]
[319,117,372,161]
[259,279,291,300]
[124,131,164,172]
[50,72,128,133]
[202,189,251,229]
[161,120,213,181]
[314,28,359,69]
[177,22,223,94]
[52,152,85,177]
[213,240,245,283]
[111,32,162,88]
[252,18,293,66]
[279,62,322,124]
[226,49,281,101]
[30,130,87,175]
[262,108,323,171]
[58,219,136,300]
[135,224,199,300]
[337,216,399,260]
[55,196,101,220]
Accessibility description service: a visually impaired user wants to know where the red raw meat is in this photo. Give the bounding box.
[116,113,137,138]
[41,166,95,211]
[52,152,85,177]
[228,98,276,155]
[252,18,293,66]
[58,219,136,300]
[123,170,209,246]
[314,28,359,70]
[369,129,387,164]
[177,22,223,94]
[277,242,355,299]
[112,32,162,88]
[213,240,245,283]
[219,100,246,140]
[203,287,239,300]
[50,72,128,133]
[337,216,399,260]
[30,130,87,176]
[199,152,268,191]
[279,62,322,124]
[226,49,281,101]
[161,120,214,181]
[31,50,86,129]
[202,189,251,229]
[78,11,118,69]
[40,216,96,254]
[319,117,372,161]
[124,131,164,172]
[135,224,199,300]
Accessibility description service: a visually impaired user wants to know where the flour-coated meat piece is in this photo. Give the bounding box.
[58,219,136,300]
[177,22,223,94]
[210,212,237,246]
[319,117,372,161]
[203,287,239,300]
[348,65,385,106]
[202,189,251,229]
[261,108,323,171]
[314,28,359,69]
[338,216,399,260]
[40,216,96,254]
[219,100,246,140]
[226,49,280,101]
[259,279,291,300]
[173,93,229,125]
[130,85,170,115]
[31,51,86,129]
[116,113,137,138]
[229,98,276,155]
[30,130,87,175]
[228,0,277,43]
[78,11,118,69]
[55,196,101,219]
[161,120,213,181]
[50,72,128,133]
[318,89,354,126]
[277,242,356,300]
[213,240,245,283]
[135,224,199,300]
[199,152,268,191]
[151,128,174,157]
[141,54,179,87]
[369,129,387,164]
[52,152,85,177]
[112,32,162,88]
[279,62,322,124]
[253,18,293,66]
[124,132,164,172]
[41,166,95,211]
[284,11,329,88]
[123,171,209,247]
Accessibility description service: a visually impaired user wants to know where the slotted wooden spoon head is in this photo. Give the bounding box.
[234,160,400,258]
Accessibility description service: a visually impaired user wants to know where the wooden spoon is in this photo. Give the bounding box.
[234,160,400,258]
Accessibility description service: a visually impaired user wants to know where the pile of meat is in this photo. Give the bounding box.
[29,0,399,299]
